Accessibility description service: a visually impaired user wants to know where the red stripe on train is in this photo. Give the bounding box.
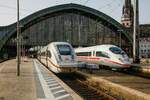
[77,56,130,67]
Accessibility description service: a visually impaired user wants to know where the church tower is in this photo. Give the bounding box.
[121,0,134,28]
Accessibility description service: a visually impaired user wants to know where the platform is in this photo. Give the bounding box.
[0,59,82,100]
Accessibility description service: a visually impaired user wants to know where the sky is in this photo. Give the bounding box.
[0,0,150,26]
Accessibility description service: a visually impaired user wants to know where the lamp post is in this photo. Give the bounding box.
[17,0,20,76]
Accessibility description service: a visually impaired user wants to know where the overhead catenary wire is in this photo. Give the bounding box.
[0,4,33,12]
[0,4,37,18]
[0,0,124,26]
[74,0,121,14]
[83,0,91,4]
[98,0,118,10]
[108,1,122,14]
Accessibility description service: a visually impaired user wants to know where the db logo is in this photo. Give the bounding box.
[65,57,69,60]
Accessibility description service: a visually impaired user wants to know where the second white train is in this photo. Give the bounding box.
[75,45,131,69]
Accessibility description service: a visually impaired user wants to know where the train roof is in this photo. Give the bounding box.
[39,42,72,53]
[49,42,71,45]
[75,44,119,52]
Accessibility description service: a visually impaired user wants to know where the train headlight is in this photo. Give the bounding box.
[119,58,124,63]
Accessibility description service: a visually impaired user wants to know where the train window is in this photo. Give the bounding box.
[109,47,124,55]
[57,45,72,55]
[47,51,51,58]
[96,52,109,58]
[76,52,91,56]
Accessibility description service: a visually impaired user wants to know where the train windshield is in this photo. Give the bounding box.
[109,47,125,55]
[57,45,72,55]
[96,52,109,58]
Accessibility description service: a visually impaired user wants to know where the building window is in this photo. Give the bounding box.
[126,23,128,26]
[141,50,143,53]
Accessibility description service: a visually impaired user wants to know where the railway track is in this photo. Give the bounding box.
[37,59,117,99]
[92,66,150,79]
[100,67,150,79]
[122,68,150,79]
[56,73,116,100]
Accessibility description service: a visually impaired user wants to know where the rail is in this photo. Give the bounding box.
[56,73,117,100]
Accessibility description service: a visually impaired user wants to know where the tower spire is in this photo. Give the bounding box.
[125,0,131,6]
[121,0,134,28]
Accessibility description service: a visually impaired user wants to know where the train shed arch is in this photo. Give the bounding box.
[0,3,132,59]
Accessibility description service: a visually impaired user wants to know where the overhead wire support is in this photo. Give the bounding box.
[133,0,140,63]
[17,0,20,76]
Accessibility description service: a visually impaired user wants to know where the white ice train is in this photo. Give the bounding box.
[75,45,131,69]
[37,42,81,73]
